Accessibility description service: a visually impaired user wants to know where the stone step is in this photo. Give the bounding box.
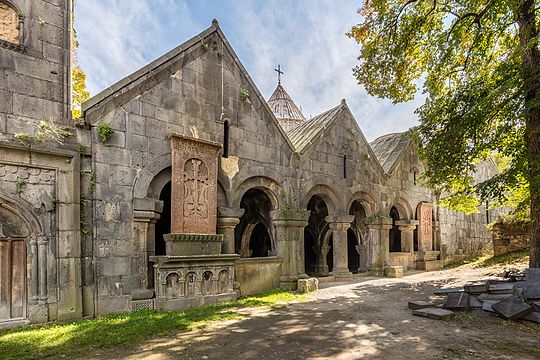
[408,300,435,310]
[413,307,455,320]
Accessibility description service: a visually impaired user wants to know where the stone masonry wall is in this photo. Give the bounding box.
[492,221,530,256]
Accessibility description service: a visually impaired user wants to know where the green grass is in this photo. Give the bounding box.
[444,249,529,269]
[0,289,308,360]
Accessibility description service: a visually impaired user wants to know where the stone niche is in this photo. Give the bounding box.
[150,134,239,311]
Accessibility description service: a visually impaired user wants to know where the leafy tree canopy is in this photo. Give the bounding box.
[348,0,540,266]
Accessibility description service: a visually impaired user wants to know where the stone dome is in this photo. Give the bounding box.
[267,84,306,132]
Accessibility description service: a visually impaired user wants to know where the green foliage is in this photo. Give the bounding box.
[240,88,250,102]
[16,179,25,193]
[348,0,537,220]
[13,120,73,146]
[0,289,307,360]
[71,67,90,119]
[97,122,114,143]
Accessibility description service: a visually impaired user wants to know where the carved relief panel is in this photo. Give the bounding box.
[417,202,433,251]
[169,134,222,234]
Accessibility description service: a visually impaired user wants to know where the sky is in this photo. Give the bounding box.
[75,0,424,141]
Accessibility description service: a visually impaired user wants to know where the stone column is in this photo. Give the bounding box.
[315,245,330,276]
[271,210,310,290]
[366,216,393,276]
[133,198,163,290]
[29,237,39,303]
[395,220,418,254]
[217,207,245,254]
[38,236,48,302]
[326,215,355,278]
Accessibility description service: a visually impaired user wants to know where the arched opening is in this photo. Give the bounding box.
[348,200,368,273]
[327,236,334,273]
[235,188,274,258]
[0,2,21,45]
[154,181,171,256]
[223,120,230,158]
[413,207,419,251]
[304,195,331,276]
[389,206,401,252]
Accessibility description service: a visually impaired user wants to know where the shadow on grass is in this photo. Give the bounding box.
[0,289,307,360]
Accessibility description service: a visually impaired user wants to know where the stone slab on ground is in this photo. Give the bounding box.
[385,266,404,278]
[523,283,540,300]
[416,260,441,271]
[444,292,469,310]
[464,281,489,294]
[477,293,512,302]
[525,268,540,282]
[531,300,540,312]
[297,278,319,293]
[469,295,483,309]
[521,311,540,324]
[488,283,515,294]
[408,300,435,310]
[413,308,455,320]
[492,296,533,320]
[434,287,464,295]
[482,300,498,313]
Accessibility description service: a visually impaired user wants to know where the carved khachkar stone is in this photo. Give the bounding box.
[417,202,433,251]
[169,134,222,234]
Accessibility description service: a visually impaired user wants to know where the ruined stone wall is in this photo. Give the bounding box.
[491,221,530,256]
[83,31,297,315]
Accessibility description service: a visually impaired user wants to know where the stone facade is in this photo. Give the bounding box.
[0,11,506,325]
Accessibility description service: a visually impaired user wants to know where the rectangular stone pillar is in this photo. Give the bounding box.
[396,220,418,269]
[366,217,393,276]
[272,210,310,290]
[326,215,354,279]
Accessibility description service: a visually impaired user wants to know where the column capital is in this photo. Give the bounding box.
[395,220,418,232]
[271,208,310,222]
[218,207,245,219]
[217,217,241,227]
[366,215,393,230]
[133,197,163,222]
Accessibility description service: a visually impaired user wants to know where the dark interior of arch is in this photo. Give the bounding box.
[349,201,368,272]
[236,188,273,257]
[389,206,401,252]
[305,195,329,276]
[154,181,171,256]
[414,204,420,251]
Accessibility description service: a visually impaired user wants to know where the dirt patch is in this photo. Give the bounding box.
[83,267,540,360]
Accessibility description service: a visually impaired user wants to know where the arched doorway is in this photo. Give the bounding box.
[389,206,401,252]
[154,181,171,256]
[348,200,368,273]
[305,195,331,276]
[235,188,274,257]
[0,205,29,321]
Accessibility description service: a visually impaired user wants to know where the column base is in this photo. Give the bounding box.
[368,265,385,277]
[329,268,353,280]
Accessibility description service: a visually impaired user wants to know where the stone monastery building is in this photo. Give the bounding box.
[0,1,501,325]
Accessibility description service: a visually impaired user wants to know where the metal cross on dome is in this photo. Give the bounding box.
[274,65,284,85]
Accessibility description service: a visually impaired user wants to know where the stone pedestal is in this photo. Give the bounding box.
[149,134,240,312]
[326,215,355,279]
[396,220,418,269]
[272,210,310,290]
[366,216,393,276]
[217,207,244,254]
[415,250,441,271]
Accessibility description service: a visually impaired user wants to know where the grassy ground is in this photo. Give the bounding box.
[443,249,529,269]
[0,289,308,360]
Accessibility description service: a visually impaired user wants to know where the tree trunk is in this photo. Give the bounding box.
[517,0,540,268]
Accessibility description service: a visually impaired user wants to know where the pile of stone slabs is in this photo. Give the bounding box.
[433,268,540,323]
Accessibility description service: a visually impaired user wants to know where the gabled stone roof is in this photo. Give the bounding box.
[268,84,305,121]
[286,102,343,153]
[369,132,412,173]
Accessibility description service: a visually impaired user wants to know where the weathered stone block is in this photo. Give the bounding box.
[385,266,404,278]
[464,281,489,294]
[434,287,463,295]
[526,268,540,282]
[492,295,533,320]
[408,300,434,310]
[444,292,469,310]
[297,278,318,293]
[413,308,455,320]
[488,282,514,294]
[131,288,154,300]
[523,283,540,300]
